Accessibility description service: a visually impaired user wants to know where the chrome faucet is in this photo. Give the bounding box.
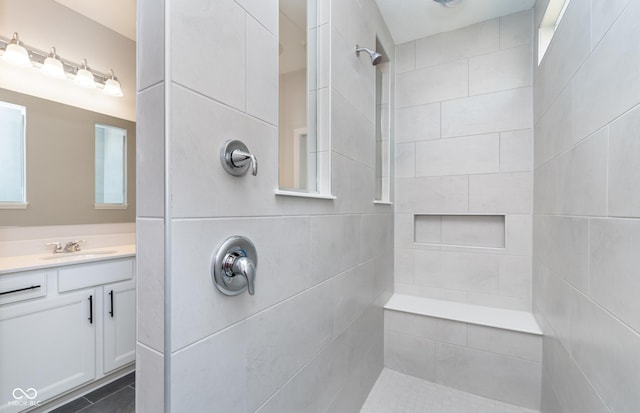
[45,242,64,254]
[64,240,86,252]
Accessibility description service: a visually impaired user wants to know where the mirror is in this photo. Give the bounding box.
[0,88,135,227]
[278,0,319,193]
[0,1,136,227]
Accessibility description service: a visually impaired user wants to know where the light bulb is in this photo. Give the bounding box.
[74,59,95,88]
[2,32,31,67]
[103,69,123,97]
[41,47,65,79]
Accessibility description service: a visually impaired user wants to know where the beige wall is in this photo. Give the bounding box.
[0,88,135,226]
[0,0,136,121]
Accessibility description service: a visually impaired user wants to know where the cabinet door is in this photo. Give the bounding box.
[103,280,136,373]
[0,289,96,413]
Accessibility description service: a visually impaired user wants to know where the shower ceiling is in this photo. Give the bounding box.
[374,0,535,44]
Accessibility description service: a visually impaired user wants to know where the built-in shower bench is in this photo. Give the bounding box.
[383,293,542,411]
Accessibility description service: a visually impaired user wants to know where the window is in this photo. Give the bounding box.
[0,101,26,207]
[95,124,127,208]
[538,0,571,64]
[375,40,390,203]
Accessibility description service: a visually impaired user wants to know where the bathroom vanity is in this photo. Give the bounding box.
[0,246,135,412]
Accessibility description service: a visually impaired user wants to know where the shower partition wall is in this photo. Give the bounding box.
[135,0,395,411]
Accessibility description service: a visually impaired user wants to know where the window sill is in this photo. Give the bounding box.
[373,200,392,205]
[95,203,128,210]
[275,190,336,200]
[0,202,29,210]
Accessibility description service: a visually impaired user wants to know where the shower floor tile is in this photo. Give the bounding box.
[361,369,539,413]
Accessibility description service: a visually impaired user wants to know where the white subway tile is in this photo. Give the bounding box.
[395,142,416,178]
[136,84,165,218]
[467,325,541,362]
[171,0,246,110]
[534,0,590,117]
[555,129,608,216]
[395,41,416,74]
[542,336,611,413]
[435,342,541,409]
[608,105,640,217]
[500,129,533,172]
[442,88,532,138]
[547,216,589,293]
[171,326,247,412]
[397,60,468,108]
[499,255,532,300]
[499,10,533,49]
[136,219,164,352]
[590,0,632,50]
[385,310,467,345]
[310,215,362,283]
[396,176,469,214]
[170,85,279,218]
[589,218,640,332]
[415,134,500,177]
[469,172,532,214]
[137,0,164,91]
[246,282,334,411]
[469,45,532,96]
[247,16,278,124]
[396,103,440,143]
[415,19,499,69]
[572,0,640,141]
[135,345,164,413]
[570,291,640,412]
[384,332,436,381]
[414,250,500,294]
[534,84,573,167]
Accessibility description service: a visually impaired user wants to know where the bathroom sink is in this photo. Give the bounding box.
[40,250,118,260]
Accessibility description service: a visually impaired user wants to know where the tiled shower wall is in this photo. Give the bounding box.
[532,0,640,412]
[136,0,394,412]
[394,10,534,311]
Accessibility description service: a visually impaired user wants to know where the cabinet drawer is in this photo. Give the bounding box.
[0,271,47,305]
[58,259,134,292]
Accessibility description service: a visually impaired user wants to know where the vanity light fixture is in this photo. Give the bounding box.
[0,31,124,97]
[74,59,96,88]
[102,69,123,97]
[1,32,31,67]
[40,47,65,79]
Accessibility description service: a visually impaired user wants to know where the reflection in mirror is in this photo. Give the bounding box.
[0,88,135,227]
[95,124,127,207]
[278,0,318,193]
[0,100,26,205]
[375,40,390,202]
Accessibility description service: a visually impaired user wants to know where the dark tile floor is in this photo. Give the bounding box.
[50,372,135,413]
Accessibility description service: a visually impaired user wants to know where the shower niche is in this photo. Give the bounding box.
[414,214,506,248]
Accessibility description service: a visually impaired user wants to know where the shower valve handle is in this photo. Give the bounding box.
[220,140,258,177]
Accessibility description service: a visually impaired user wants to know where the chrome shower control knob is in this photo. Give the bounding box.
[212,236,258,296]
[220,140,258,176]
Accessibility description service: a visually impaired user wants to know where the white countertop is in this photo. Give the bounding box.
[0,244,136,274]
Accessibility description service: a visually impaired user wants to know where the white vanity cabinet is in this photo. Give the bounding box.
[0,283,97,413]
[0,257,135,412]
[102,279,136,373]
